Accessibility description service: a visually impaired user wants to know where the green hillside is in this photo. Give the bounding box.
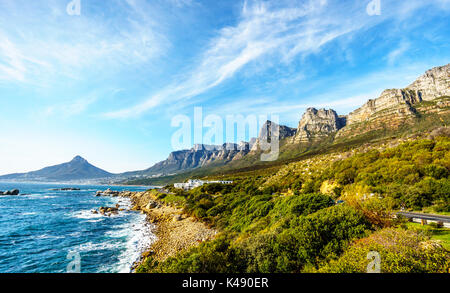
[136,132,450,273]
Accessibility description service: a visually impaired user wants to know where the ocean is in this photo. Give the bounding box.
[0,182,155,273]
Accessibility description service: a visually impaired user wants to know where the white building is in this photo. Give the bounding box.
[174,179,233,191]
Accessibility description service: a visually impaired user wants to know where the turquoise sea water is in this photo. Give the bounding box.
[0,182,154,273]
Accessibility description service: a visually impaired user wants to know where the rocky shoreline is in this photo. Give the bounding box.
[95,188,217,271]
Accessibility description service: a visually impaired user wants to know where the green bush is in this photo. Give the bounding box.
[316,228,450,273]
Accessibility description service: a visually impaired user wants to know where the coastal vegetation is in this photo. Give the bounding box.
[135,134,450,273]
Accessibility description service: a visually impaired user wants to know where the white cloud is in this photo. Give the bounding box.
[0,0,169,85]
[104,0,376,119]
[386,41,411,65]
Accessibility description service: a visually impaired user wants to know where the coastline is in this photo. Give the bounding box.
[100,189,217,271]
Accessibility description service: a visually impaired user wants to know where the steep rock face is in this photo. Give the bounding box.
[345,89,420,125]
[337,64,450,138]
[292,108,346,143]
[251,120,297,151]
[407,64,450,101]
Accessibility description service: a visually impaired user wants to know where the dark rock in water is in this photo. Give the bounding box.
[2,189,19,195]
[96,189,120,197]
[51,188,81,191]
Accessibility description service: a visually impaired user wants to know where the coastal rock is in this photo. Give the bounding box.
[98,206,119,216]
[52,188,80,191]
[2,189,20,195]
[146,201,159,209]
[96,189,120,197]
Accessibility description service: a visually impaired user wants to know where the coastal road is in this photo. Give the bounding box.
[397,212,450,228]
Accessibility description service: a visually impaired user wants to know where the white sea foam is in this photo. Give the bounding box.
[35,234,65,240]
[20,194,57,200]
[86,219,104,223]
[69,197,156,272]
[70,210,103,220]
[76,241,121,252]
[20,212,37,216]
[111,215,156,273]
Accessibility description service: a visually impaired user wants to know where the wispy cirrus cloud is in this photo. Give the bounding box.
[103,0,450,120]
[103,0,368,118]
[386,41,411,65]
[0,0,169,86]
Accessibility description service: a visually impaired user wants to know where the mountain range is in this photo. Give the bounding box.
[126,63,449,180]
[1,63,448,183]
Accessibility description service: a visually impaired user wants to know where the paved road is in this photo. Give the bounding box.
[397,212,450,223]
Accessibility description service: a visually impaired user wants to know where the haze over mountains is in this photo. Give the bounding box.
[1,64,448,183]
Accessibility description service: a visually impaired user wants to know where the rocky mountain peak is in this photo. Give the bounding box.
[71,155,88,163]
[341,64,449,132]
[259,120,297,140]
[0,155,112,182]
[250,120,297,151]
[292,108,346,143]
[406,63,450,101]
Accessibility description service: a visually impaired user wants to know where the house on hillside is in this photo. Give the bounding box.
[174,179,233,191]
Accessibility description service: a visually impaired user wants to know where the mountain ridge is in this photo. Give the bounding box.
[122,63,450,183]
[1,64,448,183]
[0,156,113,182]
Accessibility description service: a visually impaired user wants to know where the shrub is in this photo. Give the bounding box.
[316,228,450,273]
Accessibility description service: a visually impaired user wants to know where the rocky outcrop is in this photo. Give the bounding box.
[346,89,420,126]
[251,120,297,151]
[1,189,20,195]
[337,64,450,138]
[96,188,121,197]
[91,203,124,216]
[407,64,450,101]
[292,108,346,143]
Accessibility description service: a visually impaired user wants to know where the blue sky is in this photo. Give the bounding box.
[0,0,449,175]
